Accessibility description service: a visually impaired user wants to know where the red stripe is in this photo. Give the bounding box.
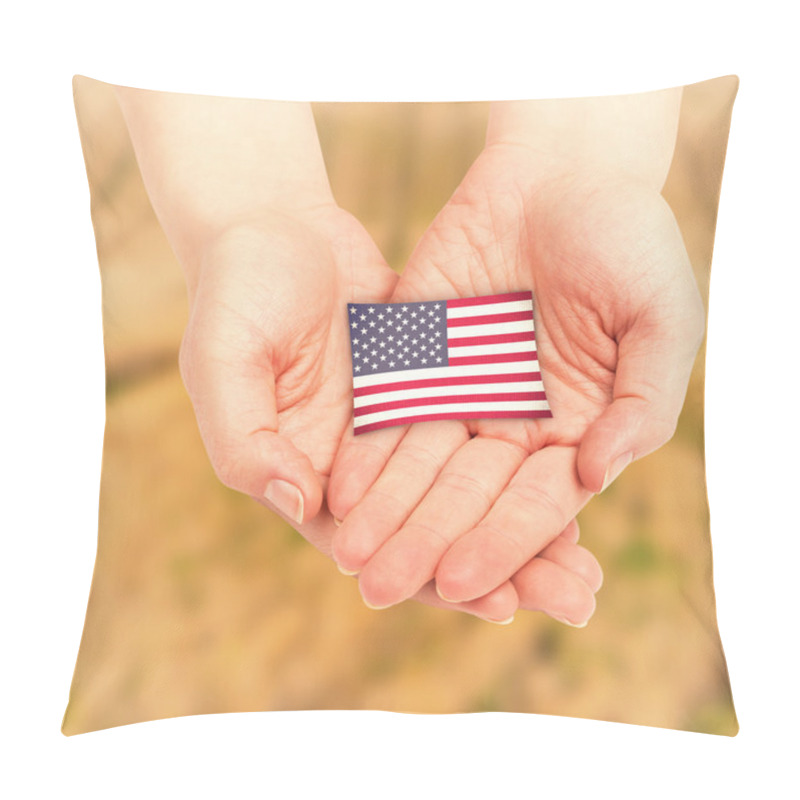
[354,408,553,434]
[354,391,549,417]
[446,291,532,308]
[448,351,538,366]
[447,310,533,327]
[353,371,542,397]
[448,330,535,347]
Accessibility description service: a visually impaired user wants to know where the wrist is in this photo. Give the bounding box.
[486,88,682,191]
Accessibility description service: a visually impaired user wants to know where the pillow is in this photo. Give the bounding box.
[62,75,738,736]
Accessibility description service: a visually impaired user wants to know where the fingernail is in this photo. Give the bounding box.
[264,479,304,524]
[362,598,391,611]
[487,616,515,625]
[554,616,589,628]
[435,584,457,603]
[337,563,359,577]
[333,517,343,527]
[601,451,633,493]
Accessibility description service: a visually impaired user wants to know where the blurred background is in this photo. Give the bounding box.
[63,76,737,735]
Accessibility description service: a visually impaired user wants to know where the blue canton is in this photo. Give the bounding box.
[347,301,450,376]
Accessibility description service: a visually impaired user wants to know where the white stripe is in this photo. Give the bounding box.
[353,359,542,389]
[446,299,533,319]
[447,319,534,338]
[353,380,546,409]
[354,399,552,428]
[447,341,537,358]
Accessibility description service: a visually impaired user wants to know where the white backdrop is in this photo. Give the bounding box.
[2,1,797,797]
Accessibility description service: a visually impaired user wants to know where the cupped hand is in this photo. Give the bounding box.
[179,204,601,624]
[328,142,704,611]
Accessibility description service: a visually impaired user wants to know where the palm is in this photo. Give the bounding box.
[397,143,701,453]
[329,143,702,608]
[180,207,396,551]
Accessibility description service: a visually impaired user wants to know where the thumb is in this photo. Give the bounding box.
[577,297,705,494]
[179,318,323,525]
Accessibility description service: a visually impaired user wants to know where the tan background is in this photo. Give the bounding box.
[63,76,738,735]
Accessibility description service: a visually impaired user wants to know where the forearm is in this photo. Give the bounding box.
[487,87,682,191]
[114,86,334,282]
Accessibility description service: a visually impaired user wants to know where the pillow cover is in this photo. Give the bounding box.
[63,75,738,736]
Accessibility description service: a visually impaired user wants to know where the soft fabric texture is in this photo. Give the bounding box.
[63,75,738,736]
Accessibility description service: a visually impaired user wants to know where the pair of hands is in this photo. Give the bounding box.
[177,141,704,626]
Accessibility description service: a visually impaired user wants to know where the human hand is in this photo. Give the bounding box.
[115,87,603,624]
[328,98,703,613]
[183,210,601,624]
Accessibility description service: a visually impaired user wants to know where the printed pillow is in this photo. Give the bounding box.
[63,75,738,736]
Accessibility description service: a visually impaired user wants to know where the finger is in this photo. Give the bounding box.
[413,580,519,624]
[435,445,591,602]
[327,422,408,522]
[180,316,322,525]
[356,436,527,608]
[577,279,705,493]
[332,421,470,573]
[555,517,579,544]
[512,558,597,627]
[538,536,603,593]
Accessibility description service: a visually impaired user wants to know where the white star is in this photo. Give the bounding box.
[371,349,377,357]
[420,345,427,351]
[378,313,384,320]
[411,311,417,318]
[387,335,394,342]
[360,314,367,321]
[401,306,409,312]
[349,307,357,315]
[434,304,441,310]
[404,359,411,366]
[419,304,426,311]
[403,346,410,353]
[379,341,386,348]
[434,331,441,338]
[396,312,403,319]
[361,343,368,350]
[403,334,410,340]
[380,354,386,361]
[388,348,395,354]
[352,338,359,346]
[435,343,442,350]
[389,361,396,368]
[372,363,378,369]
[411,324,418,330]
[421,358,428,364]
[428,310,435,316]
[351,322,359,329]
[370,336,377,343]
[355,365,361,371]
[412,351,419,358]
[369,320,376,327]
[361,327,368,335]
[412,338,418,345]
[420,332,426,339]
[428,322,435,329]
[368,307,375,314]
[436,357,442,363]
[379,327,385,333]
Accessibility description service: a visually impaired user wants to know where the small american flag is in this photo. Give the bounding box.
[348,290,552,435]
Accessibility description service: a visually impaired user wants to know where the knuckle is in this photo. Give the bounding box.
[503,482,566,532]
[395,442,442,475]
[434,469,494,508]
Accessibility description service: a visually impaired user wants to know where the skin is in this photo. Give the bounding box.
[328,89,705,610]
[115,87,604,625]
